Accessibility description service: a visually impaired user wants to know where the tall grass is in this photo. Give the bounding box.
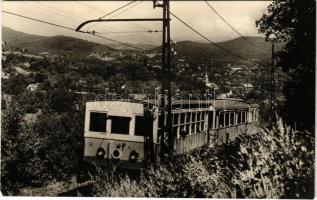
[90,118,314,198]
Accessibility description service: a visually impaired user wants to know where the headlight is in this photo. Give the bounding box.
[129,150,139,163]
[96,148,106,159]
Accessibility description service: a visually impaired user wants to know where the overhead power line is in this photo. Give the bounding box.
[29,2,151,46]
[25,2,79,21]
[3,10,75,31]
[110,1,143,19]
[77,1,106,14]
[170,12,254,62]
[99,1,136,19]
[79,1,154,45]
[204,1,269,51]
[2,10,144,51]
[97,30,162,34]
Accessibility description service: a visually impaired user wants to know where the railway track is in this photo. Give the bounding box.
[57,181,94,196]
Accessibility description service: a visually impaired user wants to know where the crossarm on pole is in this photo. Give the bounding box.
[76,18,164,32]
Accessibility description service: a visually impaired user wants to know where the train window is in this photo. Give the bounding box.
[186,124,190,134]
[89,112,107,132]
[201,112,205,120]
[208,112,213,129]
[191,123,195,134]
[110,116,130,135]
[173,114,179,125]
[196,122,200,132]
[241,111,246,123]
[180,125,187,138]
[230,112,235,125]
[253,110,256,121]
[201,121,205,131]
[180,113,185,124]
[186,112,191,123]
[219,112,225,127]
[192,112,197,122]
[225,112,230,127]
[245,111,248,122]
[237,112,242,124]
[135,116,153,136]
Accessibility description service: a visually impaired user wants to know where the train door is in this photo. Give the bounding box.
[134,112,155,166]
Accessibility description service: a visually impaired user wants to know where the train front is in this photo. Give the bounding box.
[83,101,158,169]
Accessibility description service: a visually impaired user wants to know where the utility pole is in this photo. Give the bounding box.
[271,42,275,122]
[154,0,173,160]
[76,1,173,162]
[76,7,168,164]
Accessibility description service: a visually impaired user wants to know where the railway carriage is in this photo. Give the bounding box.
[83,98,259,169]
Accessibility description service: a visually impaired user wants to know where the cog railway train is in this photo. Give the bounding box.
[83,98,260,169]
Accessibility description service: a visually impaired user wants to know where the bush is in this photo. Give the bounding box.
[1,108,84,195]
[90,118,314,198]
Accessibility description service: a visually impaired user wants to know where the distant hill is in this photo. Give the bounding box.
[173,37,284,62]
[2,26,114,56]
[3,26,283,62]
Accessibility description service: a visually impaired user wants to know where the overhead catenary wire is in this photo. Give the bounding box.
[204,1,269,51]
[110,1,144,19]
[76,1,156,46]
[37,2,152,45]
[99,1,136,19]
[77,1,106,14]
[82,1,147,31]
[97,30,162,34]
[2,10,145,51]
[170,12,266,66]
[31,1,154,46]
[107,1,160,45]
[85,1,137,31]
[25,2,79,22]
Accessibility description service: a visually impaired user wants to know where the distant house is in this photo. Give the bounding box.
[24,109,42,124]
[23,62,31,68]
[242,83,254,93]
[151,65,162,69]
[242,83,254,89]
[145,53,157,58]
[1,72,10,79]
[26,83,40,91]
[129,94,148,101]
[14,67,31,75]
[40,52,51,55]
[231,67,242,72]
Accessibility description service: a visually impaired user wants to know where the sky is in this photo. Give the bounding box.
[2,1,271,45]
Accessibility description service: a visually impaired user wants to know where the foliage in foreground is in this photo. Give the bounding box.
[91,119,314,198]
[256,0,315,132]
[1,101,84,195]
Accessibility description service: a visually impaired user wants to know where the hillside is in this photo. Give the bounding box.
[173,37,284,62]
[3,26,284,62]
[2,26,114,56]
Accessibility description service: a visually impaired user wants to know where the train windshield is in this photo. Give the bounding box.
[89,112,107,132]
[110,116,130,135]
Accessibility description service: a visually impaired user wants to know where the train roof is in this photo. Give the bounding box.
[143,99,259,110]
[86,98,259,112]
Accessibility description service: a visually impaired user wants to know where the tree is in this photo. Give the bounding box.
[256,0,315,132]
[49,87,74,113]
[2,74,29,95]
